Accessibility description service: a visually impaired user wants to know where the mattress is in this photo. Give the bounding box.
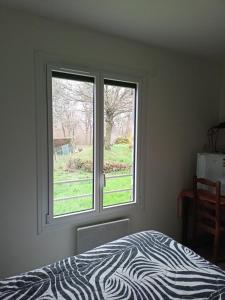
[0,230,225,299]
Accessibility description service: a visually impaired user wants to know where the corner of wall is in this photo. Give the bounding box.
[219,63,225,122]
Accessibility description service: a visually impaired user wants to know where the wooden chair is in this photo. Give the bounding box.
[193,176,225,262]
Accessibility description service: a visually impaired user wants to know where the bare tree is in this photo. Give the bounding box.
[52,78,81,143]
[52,78,133,150]
[76,83,133,149]
[104,85,133,149]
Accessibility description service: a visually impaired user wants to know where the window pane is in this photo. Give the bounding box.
[103,81,136,207]
[52,74,94,216]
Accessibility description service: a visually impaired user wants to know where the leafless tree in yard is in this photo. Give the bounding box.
[76,83,134,149]
[104,85,133,149]
[52,78,133,149]
[52,78,79,139]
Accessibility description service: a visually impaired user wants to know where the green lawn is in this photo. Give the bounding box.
[53,144,133,216]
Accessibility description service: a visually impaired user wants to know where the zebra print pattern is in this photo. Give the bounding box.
[1,231,225,299]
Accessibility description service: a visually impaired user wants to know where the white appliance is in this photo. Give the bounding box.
[197,153,225,196]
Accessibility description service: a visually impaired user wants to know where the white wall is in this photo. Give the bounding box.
[0,7,221,278]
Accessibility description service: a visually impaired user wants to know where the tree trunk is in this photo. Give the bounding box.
[125,113,131,137]
[61,124,66,137]
[105,120,113,150]
[85,121,89,145]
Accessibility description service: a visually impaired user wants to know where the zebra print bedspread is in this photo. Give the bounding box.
[1,231,225,299]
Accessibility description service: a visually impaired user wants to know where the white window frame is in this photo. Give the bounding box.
[35,52,146,233]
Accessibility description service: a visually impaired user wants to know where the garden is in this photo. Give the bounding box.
[54,143,133,216]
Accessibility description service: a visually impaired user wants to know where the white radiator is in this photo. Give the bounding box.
[76,218,130,254]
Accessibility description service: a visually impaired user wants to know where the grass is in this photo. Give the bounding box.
[53,144,133,216]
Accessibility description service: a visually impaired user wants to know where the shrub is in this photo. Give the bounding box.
[114,137,129,144]
[103,161,131,173]
[65,157,131,173]
[65,158,93,172]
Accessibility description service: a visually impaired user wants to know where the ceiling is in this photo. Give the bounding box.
[1,0,225,60]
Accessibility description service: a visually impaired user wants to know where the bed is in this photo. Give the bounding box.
[1,230,225,299]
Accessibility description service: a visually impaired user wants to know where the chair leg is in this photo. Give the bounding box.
[213,230,220,263]
[192,200,198,249]
[192,223,197,249]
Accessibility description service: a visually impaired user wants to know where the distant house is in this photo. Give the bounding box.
[53,138,73,155]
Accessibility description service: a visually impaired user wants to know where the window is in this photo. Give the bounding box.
[51,71,95,216]
[103,79,137,208]
[36,60,144,230]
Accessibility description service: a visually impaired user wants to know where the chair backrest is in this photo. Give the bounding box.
[193,176,221,211]
[193,177,222,262]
